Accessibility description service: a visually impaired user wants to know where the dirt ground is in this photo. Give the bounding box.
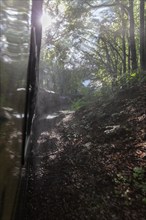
[21,83,146,220]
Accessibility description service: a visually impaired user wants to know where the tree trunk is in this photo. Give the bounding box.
[117,0,127,76]
[121,9,126,75]
[31,0,43,60]
[145,11,146,70]
[127,35,131,74]
[129,0,137,71]
[140,0,146,71]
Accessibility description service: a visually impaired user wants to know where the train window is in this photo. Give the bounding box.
[0,0,30,219]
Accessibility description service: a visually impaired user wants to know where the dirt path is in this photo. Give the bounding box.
[21,85,146,220]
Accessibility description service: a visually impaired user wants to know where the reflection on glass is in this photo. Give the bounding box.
[0,1,30,219]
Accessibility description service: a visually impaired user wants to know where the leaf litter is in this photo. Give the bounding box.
[23,84,146,220]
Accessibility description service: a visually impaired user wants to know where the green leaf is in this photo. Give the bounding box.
[130,72,137,77]
[142,198,146,204]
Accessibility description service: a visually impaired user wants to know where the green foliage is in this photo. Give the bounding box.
[71,99,87,110]
[79,86,90,96]
[130,72,137,78]
[129,71,140,82]
[41,0,145,99]
[114,173,127,184]
[133,167,146,197]
[71,85,98,110]
[133,167,145,179]
[114,167,146,204]
[142,197,146,204]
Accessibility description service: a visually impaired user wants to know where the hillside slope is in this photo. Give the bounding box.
[23,83,146,220]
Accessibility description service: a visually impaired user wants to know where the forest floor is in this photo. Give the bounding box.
[23,83,146,220]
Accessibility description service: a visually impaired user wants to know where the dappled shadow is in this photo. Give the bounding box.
[21,85,146,220]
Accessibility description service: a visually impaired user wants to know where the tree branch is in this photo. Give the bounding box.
[84,0,117,9]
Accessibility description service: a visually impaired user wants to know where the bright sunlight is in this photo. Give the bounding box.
[40,11,53,30]
[40,3,66,31]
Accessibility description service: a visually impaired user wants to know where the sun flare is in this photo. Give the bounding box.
[40,12,53,30]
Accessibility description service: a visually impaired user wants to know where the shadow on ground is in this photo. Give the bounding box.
[19,85,146,220]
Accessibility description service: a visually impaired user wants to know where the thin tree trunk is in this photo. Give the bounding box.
[121,9,126,75]
[31,0,43,60]
[145,12,146,70]
[129,0,137,71]
[127,35,131,74]
[140,0,146,70]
